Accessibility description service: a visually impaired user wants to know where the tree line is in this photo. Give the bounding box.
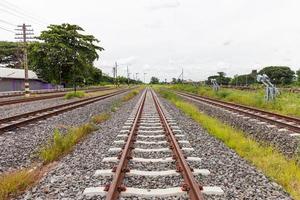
[0,23,141,87]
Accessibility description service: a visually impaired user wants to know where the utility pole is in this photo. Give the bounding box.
[136,73,139,83]
[115,62,118,87]
[15,23,34,97]
[127,66,130,86]
[182,68,184,83]
[143,72,147,84]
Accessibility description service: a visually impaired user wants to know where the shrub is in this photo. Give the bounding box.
[64,91,85,99]
[92,112,111,124]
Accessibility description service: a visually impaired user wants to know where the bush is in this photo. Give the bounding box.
[64,91,85,99]
[92,112,111,124]
[39,123,96,163]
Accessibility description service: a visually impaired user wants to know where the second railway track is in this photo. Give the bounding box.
[0,86,112,106]
[83,89,223,199]
[0,89,130,133]
[175,91,300,134]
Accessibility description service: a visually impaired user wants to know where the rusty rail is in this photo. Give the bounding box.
[151,89,204,200]
[105,90,147,200]
[0,89,131,133]
[176,91,300,133]
[0,87,113,106]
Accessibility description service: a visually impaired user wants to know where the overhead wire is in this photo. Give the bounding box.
[0,25,15,33]
[0,19,16,26]
[0,2,47,27]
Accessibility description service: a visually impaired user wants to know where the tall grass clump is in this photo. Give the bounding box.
[171,84,300,118]
[64,91,85,99]
[122,90,139,102]
[158,89,300,199]
[39,123,96,164]
[0,168,39,200]
[92,112,111,124]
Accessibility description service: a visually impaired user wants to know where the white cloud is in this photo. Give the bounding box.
[145,0,180,10]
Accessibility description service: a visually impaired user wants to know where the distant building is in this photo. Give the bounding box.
[0,67,55,92]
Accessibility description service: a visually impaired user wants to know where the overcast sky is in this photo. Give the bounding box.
[1,0,300,82]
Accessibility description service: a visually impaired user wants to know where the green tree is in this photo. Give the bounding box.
[296,69,300,82]
[0,41,23,68]
[150,76,159,84]
[259,66,295,85]
[207,72,231,85]
[28,24,104,87]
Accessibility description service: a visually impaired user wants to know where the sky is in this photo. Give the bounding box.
[0,0,300,82]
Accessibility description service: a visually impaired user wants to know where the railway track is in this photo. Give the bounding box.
[175,91,300,134]
[0,87,113,106]
[0,89,130,133]
[83,89,223,199]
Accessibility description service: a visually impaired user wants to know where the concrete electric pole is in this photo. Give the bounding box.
[15,23,34,97]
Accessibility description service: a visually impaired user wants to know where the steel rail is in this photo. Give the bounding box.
[0,89,130,133]
[0,87,112,106]
[105,89,147,200]
[176,91,300,133]
[151,89,204,200]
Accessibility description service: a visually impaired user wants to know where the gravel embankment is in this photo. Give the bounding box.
[0,91,135,173]
[15,91,292,200]
[159,96,292,200]
[0,97,80,119]
[16,92,141,200]
[178,94,300,157]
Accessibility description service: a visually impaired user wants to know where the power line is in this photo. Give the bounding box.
[0,25,15,33]
[0,6,45,27]
[0,19,15,26]
[0,0,48,25]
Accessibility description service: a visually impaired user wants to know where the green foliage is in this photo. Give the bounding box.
[259,66,295,85]
[39,124,96,163]
[150,76,159,84]
[0,168,39,200]
[110,100,122,112]
[297,69,300,83]
[28,23,104,86]
[171,84,300,118]
[158,89,300,200]
[64,91,85,99]
[230,74,256,85]
[0,41,23,68]
[207,72,231,85]
[91,112,111,124]
[121,90,139,102]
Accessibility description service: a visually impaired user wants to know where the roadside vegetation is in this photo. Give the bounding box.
[92,112,111,124]
[39,124,96,163]
[158,88,300,199]
[64,91,86,99]
[0,168,40,200]
[170,84,300,118]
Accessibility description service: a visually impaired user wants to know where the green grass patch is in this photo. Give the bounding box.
[121,90,139,102]
[158,89,300,199]
[110,100,122,112]
[0,168,39,200]
[170,84,300,118]
[64,91,85,99]
[91,112,111,124]
[39,123,96,164]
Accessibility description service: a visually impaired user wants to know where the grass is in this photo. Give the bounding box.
[64,91,85,99]
[39,123,96,164]
[170,84,300,118]
[158,88,300,200]
[121,90,139,102]
[0,168,40,200]
[91,112,111,124]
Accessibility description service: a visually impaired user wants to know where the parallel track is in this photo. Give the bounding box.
[0,89,130,133]
[83,89,223,199]
[0,87,113,106]
[176,91,300,133]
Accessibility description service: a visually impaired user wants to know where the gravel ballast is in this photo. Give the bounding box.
[14,90,292,199]
[0,90,134,173]
[176,93,300,157]
[159,96,292,200]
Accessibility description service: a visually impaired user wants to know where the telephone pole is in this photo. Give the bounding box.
[127,66,130,86]
[143,72,147,84]
[15,23,34,97]
[136,73,139,83]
